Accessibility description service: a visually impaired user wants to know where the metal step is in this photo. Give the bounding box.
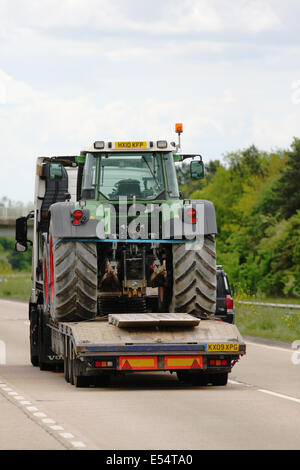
[108,312,200,328]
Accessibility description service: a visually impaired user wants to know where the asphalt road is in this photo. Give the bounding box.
[0,298,300,450]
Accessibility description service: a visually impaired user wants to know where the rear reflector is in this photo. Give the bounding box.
[165,356,203,369]
[119,356,157,370]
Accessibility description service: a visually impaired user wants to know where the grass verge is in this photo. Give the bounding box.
[236,303,300,343]
[0,275,31,302]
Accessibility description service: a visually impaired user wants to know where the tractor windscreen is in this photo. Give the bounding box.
[99,153,165,200]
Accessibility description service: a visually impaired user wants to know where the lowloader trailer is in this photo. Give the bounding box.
[50,313,245,387]
[15,124,246,387]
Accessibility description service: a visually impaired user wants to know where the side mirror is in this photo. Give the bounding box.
[15,215,32,252]
[190,160,204,179]
[16,216,28,243]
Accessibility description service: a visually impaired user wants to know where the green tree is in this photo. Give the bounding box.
[275,138,300,219]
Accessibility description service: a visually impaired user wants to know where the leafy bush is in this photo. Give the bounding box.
[181,138,300,299]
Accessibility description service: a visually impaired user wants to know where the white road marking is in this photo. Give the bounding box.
[245,341,292,353]
[258,389,300,404]
[0,381,89,449]
[50,425,64,431]
[33,412,47,418]
[228,379,244,385]
[42,418,56,424]
[71,441,86,448]
[59,432,75,439]
[229,378,300,404]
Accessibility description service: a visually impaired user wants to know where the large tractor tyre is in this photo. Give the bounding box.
[48,228,98,322]
[170,235,217,319]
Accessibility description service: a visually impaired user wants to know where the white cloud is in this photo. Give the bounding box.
[149,0,222,34]
[0,0,282,35]
[0,1,299,203]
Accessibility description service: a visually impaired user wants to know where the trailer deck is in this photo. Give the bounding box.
[51,315,245,357]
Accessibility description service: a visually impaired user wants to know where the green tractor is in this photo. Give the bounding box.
[16,125,217,368]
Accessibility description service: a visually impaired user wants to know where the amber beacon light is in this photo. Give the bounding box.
[175,123,183,134]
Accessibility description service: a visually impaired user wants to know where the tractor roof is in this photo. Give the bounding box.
[80,140,175,154]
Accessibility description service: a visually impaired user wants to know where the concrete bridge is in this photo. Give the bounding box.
[0,207,33,238]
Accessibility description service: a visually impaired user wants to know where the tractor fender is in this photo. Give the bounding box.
[49,202,98,238]
[190,199,218,235]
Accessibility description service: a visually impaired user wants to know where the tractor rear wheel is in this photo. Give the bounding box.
[170,235,217,319]
[48,225,98,322]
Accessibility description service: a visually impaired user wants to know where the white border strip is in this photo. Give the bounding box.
[258,389,300,404]
[0,379,87,449]
[238,300,300,310]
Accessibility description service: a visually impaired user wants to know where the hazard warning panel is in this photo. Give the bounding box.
[119,356,158,370]
[164,356,203,369]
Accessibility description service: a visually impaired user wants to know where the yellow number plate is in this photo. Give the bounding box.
[115,141,147,149]
[206,343,239,352]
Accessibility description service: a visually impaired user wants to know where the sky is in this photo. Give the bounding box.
[0,0,300,202]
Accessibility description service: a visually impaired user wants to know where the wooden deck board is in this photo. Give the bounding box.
[108,313,200,328]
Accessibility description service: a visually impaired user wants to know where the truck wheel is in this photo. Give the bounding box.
[49,224,98,321]
[170,235,216,318]
[191,373,209,386]
[37,305,52,371]
[177,371,192,384]
[210,372,228,386]
[74,373,88,388]
[42,241,50,313]
[70,341,88,388]
[29,304,39,367]
[64,336,70,383]
[68,337,74,385]
[177,371,208,386]
[93,373,111,387]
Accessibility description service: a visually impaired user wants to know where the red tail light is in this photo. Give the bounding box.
[186,208,196,224]
[226,294,234,310]
[72,209,83,226]
[73,210,83,219]
[209,359,228,367]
